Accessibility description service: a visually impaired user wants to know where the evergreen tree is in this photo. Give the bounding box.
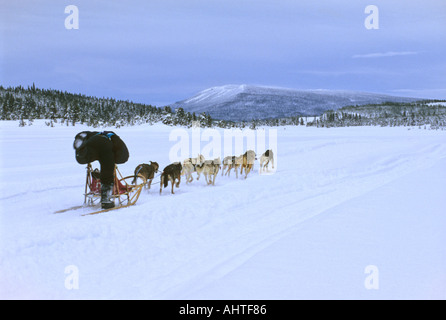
[206,113,213,127]
[2,85,445,129]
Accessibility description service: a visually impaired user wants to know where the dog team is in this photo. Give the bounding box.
[131,149,275,195]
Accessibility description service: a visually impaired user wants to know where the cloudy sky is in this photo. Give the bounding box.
[1,0,445,105]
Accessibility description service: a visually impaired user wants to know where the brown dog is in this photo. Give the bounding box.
[132,161,159,189]
[160,162,182,194]
[240,150,256,179]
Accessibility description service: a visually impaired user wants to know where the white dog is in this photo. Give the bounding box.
[259,149,274,173]
[181,154,205,184]
[222,155,244,178]
[196,157,221,185]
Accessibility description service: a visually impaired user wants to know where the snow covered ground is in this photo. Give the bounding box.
[0,120,445,300]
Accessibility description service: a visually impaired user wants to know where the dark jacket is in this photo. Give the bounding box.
[73,131,129,165]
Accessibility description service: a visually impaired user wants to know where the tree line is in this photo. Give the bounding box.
[308,101,446,129]
[1,84,445,130]
[0,84,220,128]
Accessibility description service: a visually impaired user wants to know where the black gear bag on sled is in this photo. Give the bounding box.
[73,131,129,165]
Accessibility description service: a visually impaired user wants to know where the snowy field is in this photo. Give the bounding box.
[0,120,445,300]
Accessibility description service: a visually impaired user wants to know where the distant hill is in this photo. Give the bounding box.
[171,84,419,121]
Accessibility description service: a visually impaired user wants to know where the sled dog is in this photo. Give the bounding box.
[240,150,256,179]
[182,154,205,184]
[132,161,159,189]
[222,155,243,178]
[196,157,221,185]
[160,162,182,194]
[259,149,274,172]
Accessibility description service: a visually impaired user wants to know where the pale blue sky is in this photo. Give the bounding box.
[1,0,445,105]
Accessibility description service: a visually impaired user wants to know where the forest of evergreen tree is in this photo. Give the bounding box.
[1,84,445,130]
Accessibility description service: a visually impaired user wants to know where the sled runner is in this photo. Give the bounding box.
[55,163,146,216]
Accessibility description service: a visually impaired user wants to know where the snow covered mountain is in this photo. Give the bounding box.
[171,85,418,121]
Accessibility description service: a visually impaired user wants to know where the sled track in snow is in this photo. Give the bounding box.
[0,184,83,201]
[2,124,446,299]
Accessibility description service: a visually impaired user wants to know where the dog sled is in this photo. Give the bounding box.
[54,163,146,216]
